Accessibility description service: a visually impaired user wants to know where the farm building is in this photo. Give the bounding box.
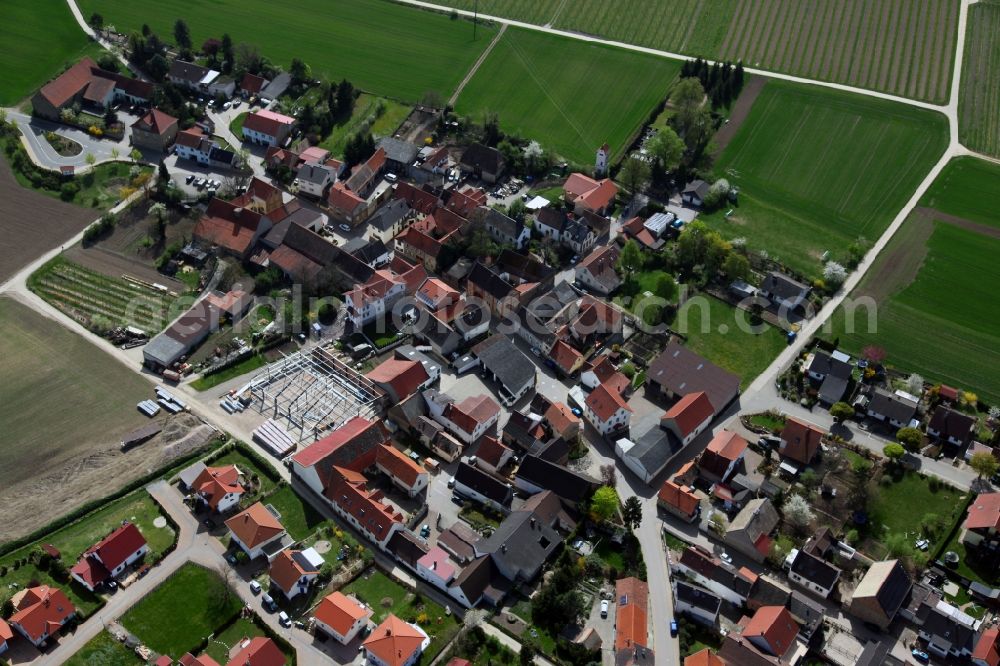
[142,290,251,371]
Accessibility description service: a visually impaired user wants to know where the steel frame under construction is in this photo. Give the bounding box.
[237,345,382,444]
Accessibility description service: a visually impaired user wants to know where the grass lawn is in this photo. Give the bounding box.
[65,631,139,666]
[828,218,1000,404]
[867,471,968,554]
[203,617,295,664]
[455,27,681,164]
[710,80,948,279]
[361,321,401,348]
[120,563,243,657]
[674,294,786,389]
[594,539,626,570]
[229,112,247,137]
[748,412,786,433]
[663,531,688,552]
[191,354,268,391]
[0,0,104,105]
[613,270,676,321]
[509,598,558,655]
[920,156,1000,228]
[318,93,412,157]
[459,504,502,533]
[77,0,495,102]
[262,485,327,541]
[342,568,461,663]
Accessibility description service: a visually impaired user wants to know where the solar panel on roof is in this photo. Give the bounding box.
[620,595,628,606]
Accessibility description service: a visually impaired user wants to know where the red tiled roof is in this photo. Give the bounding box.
[179,653,222,666]
[658,480,700,517]
[974,626,1000,666]
[132,108,178,136]
[579,179,618,212]
[366,358,429,400]
[269,549,319,595]
[224,637,285,666]
[445,395,500,436]
[706,430,748,461]
[240,72,268,94]
[363,615,426,666]
[662,391,714,438]
[585,357,630,395]
[397,226,444,260]
[966,493,1000,530]
[563,173,599,200]
[314,592,370,637]
[615,577,649,651]
[779,417,825,465]
[393,181,439,213]
[475,436,512,468]
[193,198,266,255]
[376,444,425,489]
[418,278,458,309]
[0,618,13,642]
[243,110,295,138]
[10,585,76,643]
[193,464,245,510]
[742,606,797,658]
[176,127,205,149]
[544,402,580,437]
[265,145,299,169]
[550,339,583,374]
[69,556,109,589]
[325,468,403,543]
[585,382,633,422]
[225,502,285,549]
[328,182,366,212]
[37,57,97,108]
[754,533,773,557]
[84,522,147,572]
[684,648,724,666]
[291,417,384,468]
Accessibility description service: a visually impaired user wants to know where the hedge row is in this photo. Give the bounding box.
[0,438,223,559]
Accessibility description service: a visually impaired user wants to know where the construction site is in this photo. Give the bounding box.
[233,344,383,456]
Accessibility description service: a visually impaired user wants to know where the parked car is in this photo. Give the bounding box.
[447,476,456,488]
[185,174,195,184]
[570,407,583,417]
[249,580,261,595]
[915,539,930,551]
[262,594,276,612]
[278,611,291,627]
[670,619,679,637]
[339,224,351,232]
[419,524,431,539]
[600,600,609,618]
[911,649,929,663]
[719,551,733,564]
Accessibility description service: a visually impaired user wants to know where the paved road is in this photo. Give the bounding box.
[5,110,135,171]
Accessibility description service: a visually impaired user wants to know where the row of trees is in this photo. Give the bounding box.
[680,58,746,109]
[296,78,357,145]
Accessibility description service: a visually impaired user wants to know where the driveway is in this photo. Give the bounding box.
[6,110,135,170]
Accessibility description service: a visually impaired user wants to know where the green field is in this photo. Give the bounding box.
[709,80,948,279]
[317,93,412,156]
[121,563,243,657]
[29,256,178,335]
[437,0,958,103]
[454,27,680,164]
[0,0,105,105]
[65,631,138,666]
[828,218,1000,404]
[77,0,495,102]
[920,156,1000,228]
[675,294,786,389]
[959,1,1000,157]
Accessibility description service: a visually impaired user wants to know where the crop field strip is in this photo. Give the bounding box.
[77,0,497,102]
[713,81,948,264]
[958,1,1000,157]
[454,26,681,164]
[434,0,957,103]
[31,258,178,334]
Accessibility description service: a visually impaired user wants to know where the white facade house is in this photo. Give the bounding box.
[583,384,632,435]
[313,592,373,646]
[295,162,335,198]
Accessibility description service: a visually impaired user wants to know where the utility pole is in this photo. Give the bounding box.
[473,0,478,40]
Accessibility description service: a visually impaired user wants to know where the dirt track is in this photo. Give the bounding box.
[913,206,1000,240]
[713,75,768,157]
[0,158,96,284]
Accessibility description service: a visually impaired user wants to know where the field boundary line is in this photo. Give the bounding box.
[448,23,507,107]
[391,0,950,113]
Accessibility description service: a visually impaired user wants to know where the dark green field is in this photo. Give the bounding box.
[77,0,495,102]
[959,0,1000,157]
[1,0,105,105]
[920,156,1000,228]
[706,80,948,279]
[455,27,680,164]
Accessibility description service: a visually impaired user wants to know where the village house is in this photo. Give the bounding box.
[264,222,339,284]
[269,548,324,599]
[727,606,801,662]
[725,498,780,563]
[674,580,722,627]
[453,461,513,512]
[807,349,853,405]
[313,591,372,645]
[563,173,618,216]
[363,614,430,666]
[193,197,275,260]
[459,143,504,184]
[849,559,912,630]
[188,464,245,512]
[70,522,148,592]
[225,502,288,561]
[32,57,152,120]
[416,547,457,590]
[375,443,429,497]
[174,127,237,168]
[366,356,432,404]
[962,492,1000,553]
[661,391,715,446]
[647,342,741,413]
[471,334,537,406]
[928,405,978,449]
[778,417,825,467]
[130,109,178,152]
[514,456,598,510]
[672,546,755,606]
[242,109,295,147]
[585,382,633,435]
[533,209,597,255]
[615,577,653,663]
[866,389,919,428]
[658,464,701,523]
[8,585,76,647]
[294,161,337,198]
[698,430,749,484]
[575,244,621,295]
[681,180,710,207]
[759,271,811,312]
[474,502,562,583]
[346,147,388,199]
[786,547,841,598]
[427,391,501,445]
[239,72,269,97]
[328,183,370,226]
[167,60,232,96]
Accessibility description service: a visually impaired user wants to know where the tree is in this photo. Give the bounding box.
[147,54,169,81]
[829,401,854,422]
[896,427,923,452]
[506,198,526,223]
[862,345,887,365]
[906,373,925,395]
[622,496,643,531]
[173,19,191,50]
[783,493,814,532]
[722,252,750,282]
[481,112,501,147]
[336,79,355,116]
[616,239,643,280]
[85,153,96,168]
[589,486,620,523]
[823,261,847,287]
[702,178,731,209]
[883,442,905,463]
[647,126,685,172]
[971,451,1000,479]
[654,273,677,301]
[669,78,713,155]
[289,58,311,85]
[129,148,142,164]
[709,511,726,535]
[519,644,537,666]
[221,33,234,72]
[214,564,236,610]
[89,12,103,30]
[619,156,650,194]
[234,42,263,74]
